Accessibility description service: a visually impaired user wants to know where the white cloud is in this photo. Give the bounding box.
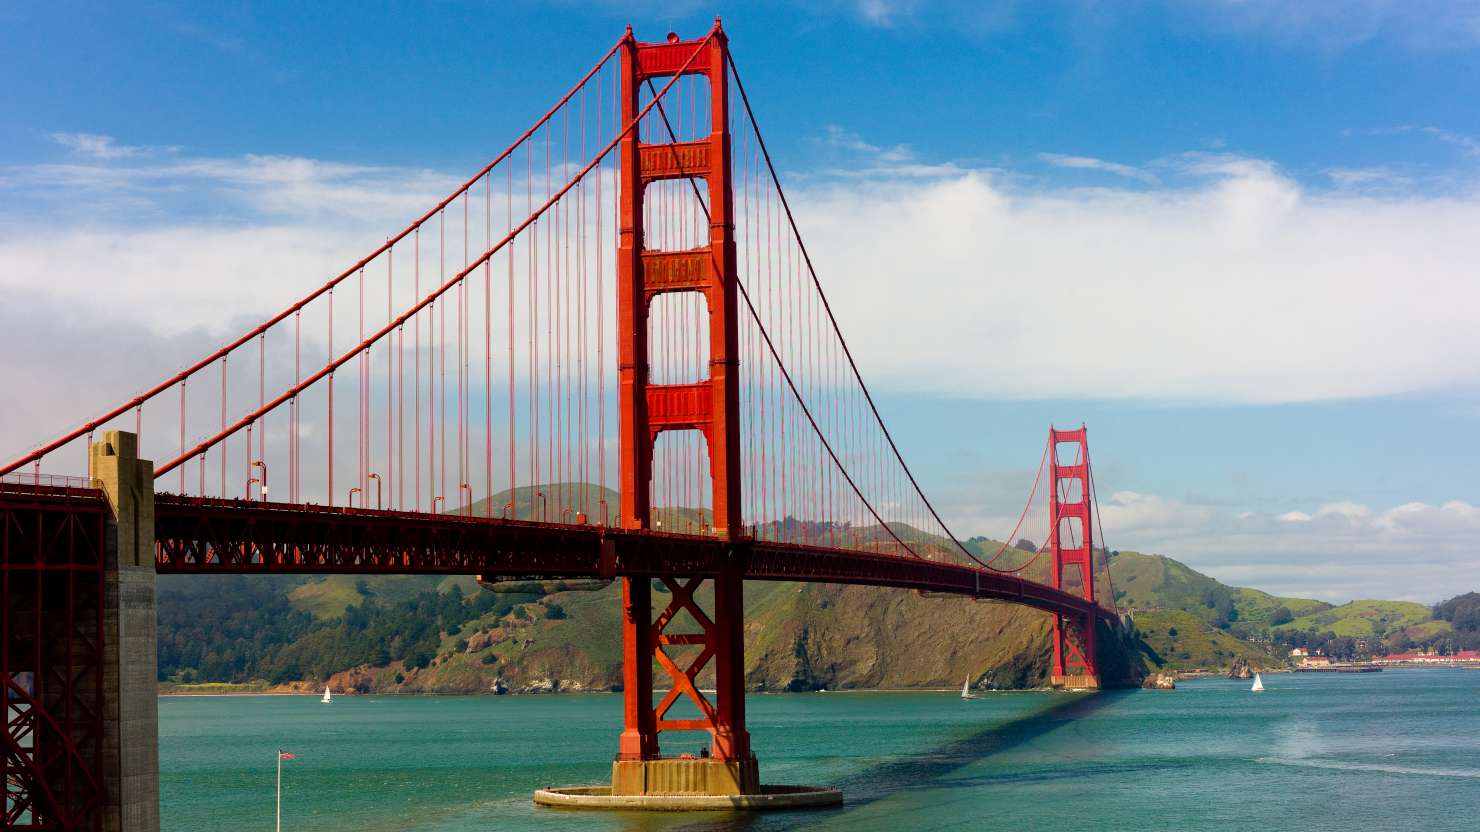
[3,132,1476,606]
[1323,166,1416,191]
[1038,152,1156,183]
[813,126,965,179]
[925,468,1477,602]
[790,150,1480,403]
[8,150,455,225]
[50,132,149,159]
[4,133,1478,452]
[1352,125,1480,158]
[0,141,466,336]
[854,0,915,27]
[1096,490,1480,603]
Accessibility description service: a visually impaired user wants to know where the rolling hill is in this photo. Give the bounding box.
[1273,599,1446,639]
[1106,550,1328,627]
[155,487,1461,692]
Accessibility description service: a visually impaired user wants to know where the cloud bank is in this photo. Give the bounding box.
[3,132,1475,603]
[1099,492,1480,604]
[794,152,1480,404]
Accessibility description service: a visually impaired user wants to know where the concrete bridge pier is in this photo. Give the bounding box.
[90,431,160,832]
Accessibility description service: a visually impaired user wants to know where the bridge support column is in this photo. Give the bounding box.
[1051,612,1100,690]
[615,577,657,761]
[1048,426,1100,690]
[90,431,160,832]
[534,22,834,811]
[609,566,757,797]
[606,22,759,800]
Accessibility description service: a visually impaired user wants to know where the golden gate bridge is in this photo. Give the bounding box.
[2,21,1121,826]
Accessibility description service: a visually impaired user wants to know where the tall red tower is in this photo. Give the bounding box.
[1048,425,1100,688]
[612,22,756,795]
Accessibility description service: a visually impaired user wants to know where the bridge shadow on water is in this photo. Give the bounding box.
[601,690,1132,832]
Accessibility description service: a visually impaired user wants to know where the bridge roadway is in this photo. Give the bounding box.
[0,482,1112,622]
[147,492,1114,621]
[0,479,1113,621]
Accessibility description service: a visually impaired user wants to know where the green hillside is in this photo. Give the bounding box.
[288,575,462,620]
[1132,609,1281,672]
[1230,587,1330,627]
[1274,599,1440,638]
[154,484,1466,693]
[1107,550,1328,630]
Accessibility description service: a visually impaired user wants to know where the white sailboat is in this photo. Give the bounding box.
[321,686,333,704]
[1251,673,1264,693]
[961,677,976,700]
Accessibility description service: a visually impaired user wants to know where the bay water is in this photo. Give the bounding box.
[161,668,1480,831]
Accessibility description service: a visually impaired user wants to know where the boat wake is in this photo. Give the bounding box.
[1257,756,1480,780]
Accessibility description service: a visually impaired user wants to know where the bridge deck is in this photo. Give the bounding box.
[0,486,1111,621]
[150,493,1113,620]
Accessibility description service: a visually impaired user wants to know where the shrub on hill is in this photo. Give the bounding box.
[1434,593,1480,632]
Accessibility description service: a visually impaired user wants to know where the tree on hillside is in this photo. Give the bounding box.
[1201,585,1236,628]
[1325,636,1358,661]
[1434,592,1480,632]
[1014,538,1038,553]
[1269,606,1294,626]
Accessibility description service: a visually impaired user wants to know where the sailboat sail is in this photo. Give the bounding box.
[1251,673,1264,692]
[322,686,333,703]
[961,677,973,699]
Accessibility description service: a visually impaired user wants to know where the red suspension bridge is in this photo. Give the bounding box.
[2,22,1122,827]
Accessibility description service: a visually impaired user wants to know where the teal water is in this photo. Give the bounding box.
[161,669,1480,831]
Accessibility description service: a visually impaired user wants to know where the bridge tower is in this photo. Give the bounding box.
[2,431,160,832]
[1048,426,1100,688]
[612,23,756,796]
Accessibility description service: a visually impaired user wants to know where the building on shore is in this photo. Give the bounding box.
[1289,647,1332,668]
[1373,650,1480,666]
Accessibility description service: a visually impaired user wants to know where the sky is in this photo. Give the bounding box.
[2,0,1478,602]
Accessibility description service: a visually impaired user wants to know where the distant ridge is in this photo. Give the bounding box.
[155,483,1461,693]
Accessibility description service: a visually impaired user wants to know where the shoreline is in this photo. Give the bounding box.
[161,664,1480,698]
[160,686,1073,698]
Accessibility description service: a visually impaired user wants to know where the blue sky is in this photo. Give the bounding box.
[5,2,1480,182]
[3,1,1478,601]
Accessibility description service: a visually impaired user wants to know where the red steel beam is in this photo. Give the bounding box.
[145,493,1114,621]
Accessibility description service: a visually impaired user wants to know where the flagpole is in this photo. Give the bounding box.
[276,748,282,832]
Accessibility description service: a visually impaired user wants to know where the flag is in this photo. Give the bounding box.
[278,751,296,760]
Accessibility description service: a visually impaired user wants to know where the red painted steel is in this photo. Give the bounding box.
[1,484,107,832]
[1049,426,1100,681]
[144,494,1113,619]
[615,23,749,764]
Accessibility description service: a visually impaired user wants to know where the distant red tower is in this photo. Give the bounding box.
[1048,426,1100,687]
